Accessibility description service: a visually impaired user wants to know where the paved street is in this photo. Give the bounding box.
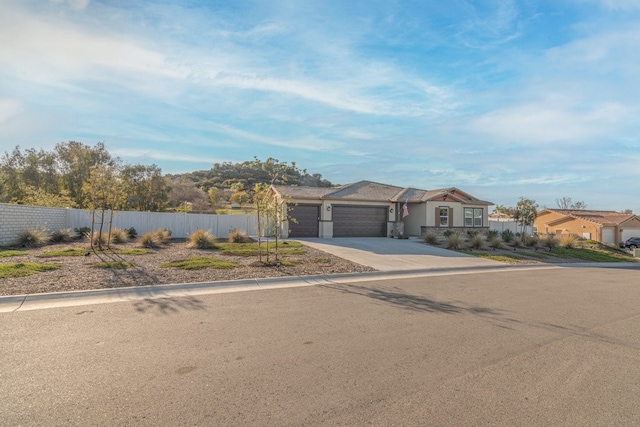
[2,265,640,426]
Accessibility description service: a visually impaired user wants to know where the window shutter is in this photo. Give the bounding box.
[435,207,440,228]
[449,207,453,228]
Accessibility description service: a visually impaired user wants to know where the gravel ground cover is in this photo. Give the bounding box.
[0,239,375,296]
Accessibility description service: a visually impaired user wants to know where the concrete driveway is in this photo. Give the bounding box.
[295,237,502,271]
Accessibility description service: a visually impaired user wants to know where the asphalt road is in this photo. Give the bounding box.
[2,265,640,426]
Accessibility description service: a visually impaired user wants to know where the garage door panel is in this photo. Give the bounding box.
[289,205,319,237]
[333,206,387,237]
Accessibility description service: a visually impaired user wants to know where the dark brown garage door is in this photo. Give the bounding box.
[333,205,387,237]
[288,204,320,237]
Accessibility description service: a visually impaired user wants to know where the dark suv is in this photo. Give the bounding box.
[622,237,640,249]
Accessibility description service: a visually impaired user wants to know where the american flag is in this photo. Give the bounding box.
[402,200,409,218]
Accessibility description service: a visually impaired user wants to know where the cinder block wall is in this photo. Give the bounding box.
[0,203,67,247]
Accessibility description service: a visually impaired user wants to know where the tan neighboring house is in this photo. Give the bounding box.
[272,180,492,238]
[534,209,640,246]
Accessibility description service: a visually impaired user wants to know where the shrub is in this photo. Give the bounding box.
[186,229,217,249]
[443,230,455,238]
[88,231,108,247]
[137,231,163,248]
[488,236,505,250]
[486,229,499,239]
[155,228,172,243]
[126,227,137,239]
[50,228,78,243]
[466,230,479,238]
[109,228,129,244]
[500,229,514,243]
[74,227,91,238]
[424,232,439,245]
[559,234,581,249]
[444,232,462,250]
[15,228,51,248]
[523,234,539,248]
[540,235,559,249]
[228,229,251,243]
[467,234,486,250]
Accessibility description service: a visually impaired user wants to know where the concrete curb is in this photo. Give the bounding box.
[2,262,638,313]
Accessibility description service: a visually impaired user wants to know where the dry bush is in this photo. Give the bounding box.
[186,229,217,249]
[228,229,251,243]
[109,228,129,244]
[15,228,51,247]
[444,233,462,250]
[424,232,439,245]
[154,228,172,243]
[559,234,581,249]
[50,228,78,243]
[137,231,162,248]
[467,234,486,250]
[488,236,505,250]
[540,235,559,249]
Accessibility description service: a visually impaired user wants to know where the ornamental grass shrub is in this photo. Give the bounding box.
[109,228,129,244]
[15,228,51,248]
[50,228,78,243]
[228,229,251,243]
[467,234,486,250]
[444,232,462,250]
[423,232,439,245]
[559,233,581,249]
[186,229,217,249]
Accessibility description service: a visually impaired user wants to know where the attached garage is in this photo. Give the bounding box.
[332,205,387,237]
[288,204,320,238]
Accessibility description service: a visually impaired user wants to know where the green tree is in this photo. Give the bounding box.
[513,197,538,240]
[20,186,77,208]
[0,146,27,202]
[56,141,115,206]
[230,190,249,208]
[120,164,169,211]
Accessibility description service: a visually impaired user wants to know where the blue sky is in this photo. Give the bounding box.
[1,0,639,212]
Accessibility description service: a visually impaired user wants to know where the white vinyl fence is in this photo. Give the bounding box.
[0,203,259,246]
[489,220,534,235]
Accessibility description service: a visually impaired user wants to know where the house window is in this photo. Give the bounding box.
[439,208,449,226]
[464,208,483,227]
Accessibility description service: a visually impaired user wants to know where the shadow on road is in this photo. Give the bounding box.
[322,283,503,315]
[132,296,207,315]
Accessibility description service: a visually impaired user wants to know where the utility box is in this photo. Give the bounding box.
[634,249,640,258]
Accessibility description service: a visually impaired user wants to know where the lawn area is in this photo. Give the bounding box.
[0,262,60,279]
[0,250,28,258]
[160,257,238,270]
[215,240,305,256]
[40,248,154,257]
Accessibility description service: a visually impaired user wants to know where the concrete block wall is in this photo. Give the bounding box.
[0,203,68,247]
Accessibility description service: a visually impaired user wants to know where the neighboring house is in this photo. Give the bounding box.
[272,180,492,238]
[534,209,640,245]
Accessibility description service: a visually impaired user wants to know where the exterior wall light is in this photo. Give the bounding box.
[389,208,394,214]
[327,205,331,211]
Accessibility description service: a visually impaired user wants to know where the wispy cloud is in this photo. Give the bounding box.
[2,0,640,212]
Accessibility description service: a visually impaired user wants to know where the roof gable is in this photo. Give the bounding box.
[541,209,635,226]
[323,180,404,201]
[274,180,493,205]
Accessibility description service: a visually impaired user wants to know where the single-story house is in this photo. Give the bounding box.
[272,180,493,238]
[533,209,640,246]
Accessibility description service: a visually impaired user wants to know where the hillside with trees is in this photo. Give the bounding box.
[0,142,334,213]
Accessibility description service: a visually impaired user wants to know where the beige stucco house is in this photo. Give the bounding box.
[534,209,640,246]
[272,180,492,238]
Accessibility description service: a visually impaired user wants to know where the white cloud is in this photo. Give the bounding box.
[0,99,23,124]
[51,0,90,11]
